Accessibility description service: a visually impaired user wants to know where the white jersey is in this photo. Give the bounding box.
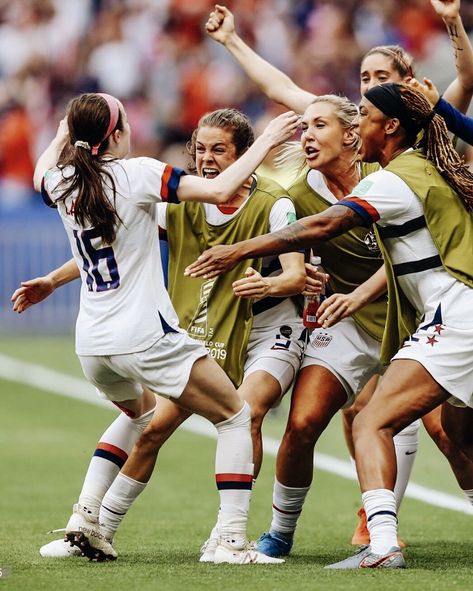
[339,165,473,330]
[42,157,185,356]
[157,192,301,328]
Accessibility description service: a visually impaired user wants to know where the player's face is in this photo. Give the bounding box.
[300,102,353,171]
[195,126,238,178]
[360,53,406,95]
[357,97,388,162]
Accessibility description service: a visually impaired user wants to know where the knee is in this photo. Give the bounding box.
[352,408,385,443]
[284,415,323,450]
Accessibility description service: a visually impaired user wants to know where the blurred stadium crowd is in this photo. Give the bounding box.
[1,0,473,211]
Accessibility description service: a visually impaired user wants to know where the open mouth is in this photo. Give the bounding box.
[202,168,220,179]
[304,146,319,158]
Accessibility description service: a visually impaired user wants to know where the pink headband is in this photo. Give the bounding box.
[91,93,120,155]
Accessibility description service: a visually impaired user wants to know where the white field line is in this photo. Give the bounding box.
[1,352,472,516]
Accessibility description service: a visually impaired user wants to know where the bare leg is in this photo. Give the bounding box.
[441,402,473,463]
[260,365,347,549]
[277,365,347,486]
[352,359,449,555]
[123,397,191,482]
[238,370,283,479]
[342,375,378,459]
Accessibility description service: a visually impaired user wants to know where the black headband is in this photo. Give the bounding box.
[365,83,422,136]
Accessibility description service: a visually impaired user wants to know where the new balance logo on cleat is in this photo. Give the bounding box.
[214,540,285,564]
[64,504,117,562]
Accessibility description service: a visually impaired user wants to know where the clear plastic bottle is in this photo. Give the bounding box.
[303,256,326,329]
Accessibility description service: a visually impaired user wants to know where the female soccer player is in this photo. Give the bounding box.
[15,105,305,563]
[29,92,298,563]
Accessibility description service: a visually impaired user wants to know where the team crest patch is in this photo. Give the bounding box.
[363,230,380,253]
[286,211,297,225]
[351,179,373,196]
[313,332,332,347]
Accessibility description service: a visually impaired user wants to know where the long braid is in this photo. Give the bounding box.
[398,84,473,211]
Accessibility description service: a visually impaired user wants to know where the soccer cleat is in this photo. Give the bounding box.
[256,531,293,557]
[40,538,83,558]
[325,545,406,569]
[200,535,219,563]
[351,507,406,548]
[65,504,117,562]
[214,540,285,564]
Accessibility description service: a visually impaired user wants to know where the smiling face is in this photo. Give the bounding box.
[300,101,353,171]
[195,126,238,178]
[360,52,406,96]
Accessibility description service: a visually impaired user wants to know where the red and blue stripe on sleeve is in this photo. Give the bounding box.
[161,164,185,204]
[338,196,380,227]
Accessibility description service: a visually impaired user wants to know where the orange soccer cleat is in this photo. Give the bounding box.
[351,507,406,549]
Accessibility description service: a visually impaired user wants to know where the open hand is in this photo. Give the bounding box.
[316,292,362,328]
[11,276,55,313]
[261,111,300,148]
[184,244,240,279]
[408,77,440,108]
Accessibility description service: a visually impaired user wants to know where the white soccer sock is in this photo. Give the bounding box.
[99,472,147,541]
[362,489,398,555]
[463,488,473,506]
[78,405,155,515]
[393,419,420,510]
[214,402,253,545]
[270,479,311,536]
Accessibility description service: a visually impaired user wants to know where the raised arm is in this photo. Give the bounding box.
[206,5,316,113]
[432,0,473,112]
[176,111,299,203]
[185,205,363,278]
[33,118,69,191]
[11,258,80,313]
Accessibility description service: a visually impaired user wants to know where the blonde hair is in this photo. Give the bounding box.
[276,94,360,181]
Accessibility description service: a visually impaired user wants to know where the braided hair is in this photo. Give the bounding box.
[366,83,473,212]
[397,84,473,211]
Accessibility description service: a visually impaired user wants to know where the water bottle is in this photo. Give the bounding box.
[303,256,326,329]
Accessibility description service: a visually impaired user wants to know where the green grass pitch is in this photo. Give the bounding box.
[0,335,472,590]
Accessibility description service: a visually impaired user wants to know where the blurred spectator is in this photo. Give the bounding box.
[0,0,471,209]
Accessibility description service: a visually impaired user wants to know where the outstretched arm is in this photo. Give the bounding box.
[206,5,316,113]
[185,205,363,278]
[432,0,473,112]
[177,111,299,203]
[11,258,80,313]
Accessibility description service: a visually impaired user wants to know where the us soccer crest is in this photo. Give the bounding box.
[313,332,332,347]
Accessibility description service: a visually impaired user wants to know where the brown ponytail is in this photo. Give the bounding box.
[57,93,124,244]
